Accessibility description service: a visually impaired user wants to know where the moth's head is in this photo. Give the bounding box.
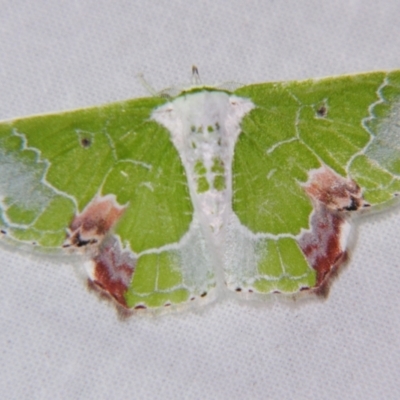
[139,66,244,100]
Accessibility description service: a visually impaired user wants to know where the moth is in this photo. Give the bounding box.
[1,68,399,314]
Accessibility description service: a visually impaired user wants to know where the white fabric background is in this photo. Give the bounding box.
[1,1,400,399]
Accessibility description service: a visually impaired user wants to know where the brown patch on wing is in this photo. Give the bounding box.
[299,204,348,294]
[299,166,367,294]
[64,195,135,309]
[89,236,136,308]
[64,195,125,248]
[304,167,364,212]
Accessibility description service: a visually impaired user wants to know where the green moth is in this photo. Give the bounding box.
[1,69,399,314]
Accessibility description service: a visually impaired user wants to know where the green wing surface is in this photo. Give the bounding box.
[0,97,215,310]
[230,70,400,294]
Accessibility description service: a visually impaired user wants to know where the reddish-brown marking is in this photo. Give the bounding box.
[299,204,346,290]
[65,196,125,248]
[70,196,125,236]
[64,196,136,308]
[299,166,366,294]
[304,167,364,212]
[91,236,136,307]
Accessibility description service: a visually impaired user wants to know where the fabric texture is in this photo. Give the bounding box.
[1,1,399,399]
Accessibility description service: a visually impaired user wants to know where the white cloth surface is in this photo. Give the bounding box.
[1,1,400,399]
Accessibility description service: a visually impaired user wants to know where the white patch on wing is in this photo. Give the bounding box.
[366,100,400,171]
[152,91,254,231]
[0,149,53,212]
[152,90,254,291]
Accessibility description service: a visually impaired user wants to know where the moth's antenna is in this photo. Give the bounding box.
[191,65,202,85]
[137,73,158,96]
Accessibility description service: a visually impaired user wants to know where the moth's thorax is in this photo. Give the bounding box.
[152,90,254,234]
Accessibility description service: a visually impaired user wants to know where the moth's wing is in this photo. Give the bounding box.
[0,97,215,311]
[226,71,400,295]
